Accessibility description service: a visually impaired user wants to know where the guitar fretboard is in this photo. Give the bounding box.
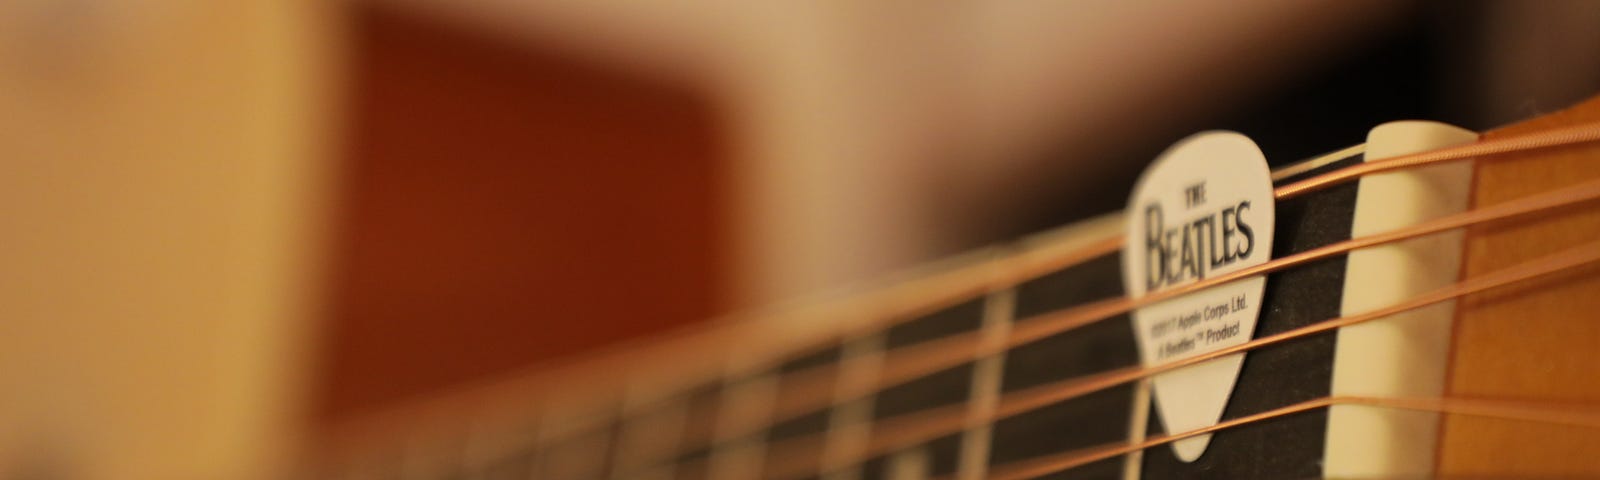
[318,147,1379,480]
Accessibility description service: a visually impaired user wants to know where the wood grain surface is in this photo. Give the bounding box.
[1438,94,1600,475]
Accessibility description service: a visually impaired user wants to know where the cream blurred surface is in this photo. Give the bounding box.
[380,0,1408,305]
[0,1,335,478]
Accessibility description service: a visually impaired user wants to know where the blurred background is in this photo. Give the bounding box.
[2,1,1599,478]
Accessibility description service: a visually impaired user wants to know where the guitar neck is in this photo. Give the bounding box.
[316,144,1375,478]
[316,98,1600,479]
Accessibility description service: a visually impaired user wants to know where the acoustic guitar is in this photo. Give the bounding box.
[7,3,1599,479]
[293,95,1600,479]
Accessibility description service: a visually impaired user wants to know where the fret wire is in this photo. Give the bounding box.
[457,412,540,478]
[1120,379,1152,480]
[887,447,933,480]
[954,288,1016,480]
[981,395,1600,480]
[706,366,780,480]
[608,383,692,480]
[538,418,617,479]
[396,428,467,480]
[756,239,1600,480]
[677,175,1600,461]
[819,334,887,480]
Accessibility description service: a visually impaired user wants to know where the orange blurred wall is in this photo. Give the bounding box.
[313,5,730,421]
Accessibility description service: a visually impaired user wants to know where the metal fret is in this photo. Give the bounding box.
[821,334,887,480]
[609,384,691,480]
[885,447,931,480]
[539,428,613,479]
[989,249,1135,479]
[397,427,467,480]
[754,299,989,480]
[955,288,1014,480]
[459,413,539,479]
[708,368,780,480]
[1120,379,1152,480]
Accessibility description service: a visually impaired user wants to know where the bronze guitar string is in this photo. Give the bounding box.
[1274,120,1600,199]
[758,238,1600,480]
[673,175,1600,461]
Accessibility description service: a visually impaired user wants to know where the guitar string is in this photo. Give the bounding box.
[553,120,1600,464]
[326,121,1600,477]
[666,175,1600,460]
[1267,143,1365,182]
[905,118,1600,344]
[695,119,1600,402]
[871,118,1600,341]
[715,119,1600,433]
[510,122,1600,478]
[659,216,1600,480]
[978,395,1600,480]
[698,235,1600,480]
[1275,120,1600,198]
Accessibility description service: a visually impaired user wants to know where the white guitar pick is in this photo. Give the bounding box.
[1121,131,1274,462]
